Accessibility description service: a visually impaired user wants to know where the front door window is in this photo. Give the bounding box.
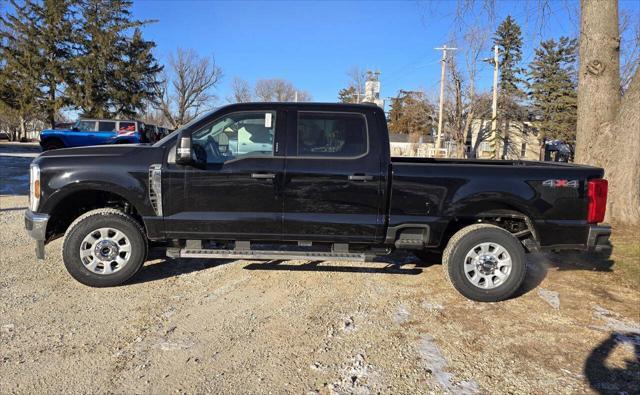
[76,120,97,132]
[192,111,276,164]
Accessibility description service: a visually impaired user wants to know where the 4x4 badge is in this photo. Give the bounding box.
[543,179,579,188]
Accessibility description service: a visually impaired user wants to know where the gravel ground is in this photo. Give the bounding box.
[1,143,638,394]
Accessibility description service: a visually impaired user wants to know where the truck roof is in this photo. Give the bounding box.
[217,102,382,112]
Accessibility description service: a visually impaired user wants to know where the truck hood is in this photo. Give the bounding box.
[38,144,145,159]
[41,128,71,135]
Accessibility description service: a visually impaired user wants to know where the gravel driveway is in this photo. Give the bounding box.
[1,143,638,394]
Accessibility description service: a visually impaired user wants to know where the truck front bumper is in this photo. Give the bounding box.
[587,225,612,253]
[24,210,49,259]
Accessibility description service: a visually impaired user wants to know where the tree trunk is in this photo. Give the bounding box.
[575,0,639,225]
[49,87,56,129]
[575,0,620,161]
[19,115,26,142]
[592,70,640,225]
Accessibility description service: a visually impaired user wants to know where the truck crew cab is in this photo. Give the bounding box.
[25,103,611,302]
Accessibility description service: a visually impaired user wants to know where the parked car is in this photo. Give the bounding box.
[25,103,611,302]
[39,119,148,151]
[143,124,171,143]
[544,139,574,162]
[0,131,9,140]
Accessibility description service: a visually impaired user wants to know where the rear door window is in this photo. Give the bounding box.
[98,121,116,132]
[296,112,367,157]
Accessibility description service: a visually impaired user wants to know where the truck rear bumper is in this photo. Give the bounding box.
[24,210,49,259]
[531,224,612,253]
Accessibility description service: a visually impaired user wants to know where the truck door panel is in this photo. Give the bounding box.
[163,110,285,240]
[282,110,384,243]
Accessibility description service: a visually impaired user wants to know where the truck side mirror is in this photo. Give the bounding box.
[176,130,194,165]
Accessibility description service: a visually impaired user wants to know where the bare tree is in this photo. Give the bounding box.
[445,26,490,158]
[620,9,640,93]
[228,77,253,103]
[155,48,222,129]
[254,78,311,102]
[347,66,367,101]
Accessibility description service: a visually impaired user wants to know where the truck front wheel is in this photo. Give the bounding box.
[443,224,526,302]
[62,208,147,287]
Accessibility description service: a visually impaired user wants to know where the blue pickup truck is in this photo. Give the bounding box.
[39,119,148,151]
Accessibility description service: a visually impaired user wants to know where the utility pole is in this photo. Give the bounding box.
[490,45,499,159]
[435,45,457,157]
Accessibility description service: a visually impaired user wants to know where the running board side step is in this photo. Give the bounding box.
[168,248,369,262]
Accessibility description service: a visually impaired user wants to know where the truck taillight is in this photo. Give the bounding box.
[587,179,608,223]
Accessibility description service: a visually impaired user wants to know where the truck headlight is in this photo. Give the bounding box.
[29,163,40,212]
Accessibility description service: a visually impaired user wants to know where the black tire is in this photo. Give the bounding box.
[62,208,148,287]
[443,224,526,302]
[41,139,64,151]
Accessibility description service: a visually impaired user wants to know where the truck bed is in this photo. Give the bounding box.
[391,156,599,169]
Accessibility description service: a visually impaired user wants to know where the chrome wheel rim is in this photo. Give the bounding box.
[79,227,131,274]
[463,242,512,289]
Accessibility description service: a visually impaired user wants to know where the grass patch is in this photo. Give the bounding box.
[611,225,640,289]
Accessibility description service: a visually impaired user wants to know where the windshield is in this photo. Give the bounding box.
[153,109,218,147]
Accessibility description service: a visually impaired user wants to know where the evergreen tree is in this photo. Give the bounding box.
[528,37,578,144]
[31,0,75,127]
[493,15,527,158]
[387,91,435,138]
[110,28,162,117]
[68,0,161,118]
[337,86,357,103]
[0,1,42,138]
[1,0,75,129]
[494,15,525,97]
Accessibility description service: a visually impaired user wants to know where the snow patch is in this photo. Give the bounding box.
[154,340,194,351]
[592,305,640,345]
[393,304,410,324]
[329,353,378,395]
[421,300,444,311]
[417,335,479,394]
[537,288,560,309]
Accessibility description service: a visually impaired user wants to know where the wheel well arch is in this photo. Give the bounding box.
[439,202,538,251]
[45,189,146,242]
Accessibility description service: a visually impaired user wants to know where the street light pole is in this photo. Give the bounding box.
[490,45,499,159]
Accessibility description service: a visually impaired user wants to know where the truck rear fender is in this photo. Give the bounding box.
[439,200,539,251]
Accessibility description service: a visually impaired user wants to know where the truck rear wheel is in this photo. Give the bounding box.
[442,224,526,302]
[62,208,147,287]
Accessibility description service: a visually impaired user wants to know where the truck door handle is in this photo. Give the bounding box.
[348,174,373,181]
[251,173,276,180]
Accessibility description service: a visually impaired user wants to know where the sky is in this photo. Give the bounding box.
[131,0,640,106]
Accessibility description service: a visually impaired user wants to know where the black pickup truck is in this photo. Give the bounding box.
[25,103,611,301]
